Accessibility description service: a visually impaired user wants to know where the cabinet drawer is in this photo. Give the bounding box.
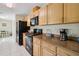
[42,40,56,52]
[57,47,79,56]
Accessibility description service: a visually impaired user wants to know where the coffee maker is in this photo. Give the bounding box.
[60,29,68,41]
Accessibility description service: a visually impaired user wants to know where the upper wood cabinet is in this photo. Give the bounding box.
[47,3,63,24]
[24,16,28,21]
[24,15,30,26]
[17,3,79,26]
[64,4,79,23]
[27,15,30,26]
[33,10,39,17]
[29,13,33,20]
[39,6,48,25]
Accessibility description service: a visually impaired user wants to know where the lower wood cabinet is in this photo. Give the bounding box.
[57,47,79,56]
[41,47,56,56]
[33,37,41,56]
[23,33,26,48]
[41,40,57,56]
[33,36,79,56]
[33,44,40,56]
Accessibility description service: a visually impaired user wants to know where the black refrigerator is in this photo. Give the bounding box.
[16,21,30,45]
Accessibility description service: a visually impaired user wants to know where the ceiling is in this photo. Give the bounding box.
[0,3,47,15]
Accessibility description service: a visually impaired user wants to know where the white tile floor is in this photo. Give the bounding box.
[0,37,31,56]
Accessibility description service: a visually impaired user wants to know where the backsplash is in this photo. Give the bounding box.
[31,23,79,37]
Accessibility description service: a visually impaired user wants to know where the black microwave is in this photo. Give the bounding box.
[30,16,39,26]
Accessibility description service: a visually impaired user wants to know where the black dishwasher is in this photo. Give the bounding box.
[25,35,33,56]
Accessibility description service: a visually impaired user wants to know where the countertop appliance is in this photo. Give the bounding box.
[30,16,39,26]
[60,29,68,41]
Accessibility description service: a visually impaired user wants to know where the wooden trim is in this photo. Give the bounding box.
[62,3,64,23]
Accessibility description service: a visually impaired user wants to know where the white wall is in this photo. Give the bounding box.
[31,23,79,37]
[0,13,16,42]
[16,15,24,21]
[0,19,12,33]
[11,14,16,42]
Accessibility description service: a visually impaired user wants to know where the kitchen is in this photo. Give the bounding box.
[16,3,79,56]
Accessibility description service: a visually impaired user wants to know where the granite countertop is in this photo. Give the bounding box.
[33,34,79,53]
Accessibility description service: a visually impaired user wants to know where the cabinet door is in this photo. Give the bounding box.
[64,3,79,23]
[41,40,56,56]
[33,37,41,56]
[23,33,26,47]
[27,15,30,26]
[24,16,28,21]
[33,44,40,56]
[57,47,79,56]
[33,10,39,17]
[39,6,48,25]
[48,3,63,24]
[41,47,56,56]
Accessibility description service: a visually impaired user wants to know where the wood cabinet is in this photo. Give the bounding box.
[41,47,56,56]
[57,47,79,56]
[23,3,79,26]
[24,16,28,21]
[33,10,39,17]
[47,3,63,24]
[41,40,56,56]
[33,43,40,56]
[39,6,48,25]
[24,15,30,26]
[26,15,30,26]
[64,3,79,23]
[23,33,26,47]
[33,37,41,56]
[33,36,79,56]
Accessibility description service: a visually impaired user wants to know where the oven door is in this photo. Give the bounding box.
[26,35,33,56]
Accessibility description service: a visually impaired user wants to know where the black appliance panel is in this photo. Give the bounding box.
[16,21,30,45]
[33,29,42,35]
[30,16,39,26]
[26,35,33,56]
